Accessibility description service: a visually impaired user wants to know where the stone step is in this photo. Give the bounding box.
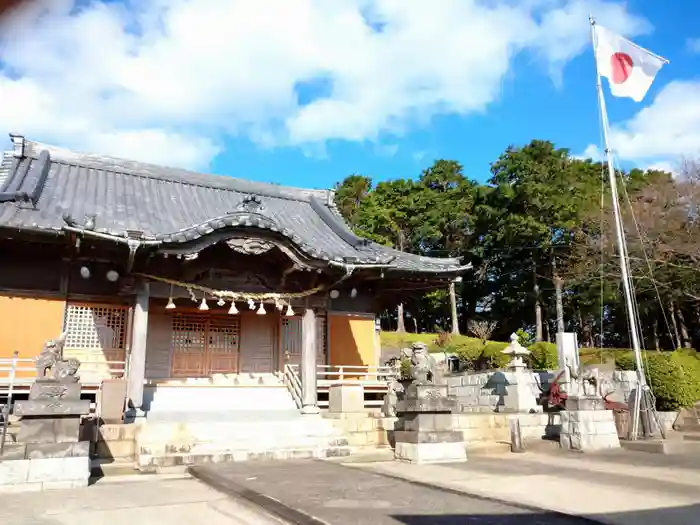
[144,409,303,424]
[682,432,700,442]
[468,441,513,455]
[146,385,297,413]
[621,438,700,455]
[138,445,352,471]
[138,422,340,449]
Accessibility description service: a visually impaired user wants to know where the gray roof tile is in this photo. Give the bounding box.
[0,137,469,274]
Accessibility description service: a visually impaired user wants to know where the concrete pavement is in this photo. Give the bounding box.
[353,449,700,525]
[5,447,700,524]
[191,459,590,524]
[0,476,288,525]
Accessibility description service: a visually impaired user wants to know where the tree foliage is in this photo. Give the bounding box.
[334,140,700,351]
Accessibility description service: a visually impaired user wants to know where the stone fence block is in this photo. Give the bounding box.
[445,376,463,388]
[0,460,30,485]
[26,457,91,484]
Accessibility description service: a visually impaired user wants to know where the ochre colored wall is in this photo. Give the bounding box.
[0,295,65,377]
[328,314,377,372]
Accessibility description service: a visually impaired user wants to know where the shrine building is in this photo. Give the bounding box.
[0,134,469,418]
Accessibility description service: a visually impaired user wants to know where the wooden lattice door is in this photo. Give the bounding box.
[170,313,240,377]
[281,316,326,366]
[208,315,241,374]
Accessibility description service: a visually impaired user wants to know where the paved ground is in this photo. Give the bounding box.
[6,447,700,524]
[191,460,589,524]
[0,477,287,525]
[354,449,700,525]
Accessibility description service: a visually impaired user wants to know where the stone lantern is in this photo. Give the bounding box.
[501,333,530,372]
[500,333,539,414]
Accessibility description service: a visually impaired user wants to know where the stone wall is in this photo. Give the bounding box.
[445,369,640,413]
[323,411,563,451]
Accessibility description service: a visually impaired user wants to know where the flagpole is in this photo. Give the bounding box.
[589,15,649,440]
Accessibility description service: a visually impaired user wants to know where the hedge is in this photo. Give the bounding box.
[380,332,700,410]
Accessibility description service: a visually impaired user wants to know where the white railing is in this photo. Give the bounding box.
[0,351,18,456]
[0,356,126,394]
[283,363,303,409]
[317,364,397,409]
[285,364,398,409]
[315,364,398,386]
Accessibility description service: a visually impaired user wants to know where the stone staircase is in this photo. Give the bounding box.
[675,403,700,442]
[137,375,350,470]
[144,373,298,416]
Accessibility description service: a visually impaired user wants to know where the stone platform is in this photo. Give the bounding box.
[0,378,91,492]
[394,383,467,464]
[136,411,351,471]
[559,396,620,452]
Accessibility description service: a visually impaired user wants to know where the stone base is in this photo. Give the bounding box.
[560,409,620,452]
[0,455,91,493]
[18,417,81,444]
[329,384,365,413]
[397,384,459,414]
[503,380,541,413]
[565,396,605,411]
[394,441,467,464]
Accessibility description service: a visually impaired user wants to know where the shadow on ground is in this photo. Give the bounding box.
[190,459,700,525]
[391,504,700,525]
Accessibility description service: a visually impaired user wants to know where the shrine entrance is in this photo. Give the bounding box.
[169,311,279,377]
[170,312,241,377]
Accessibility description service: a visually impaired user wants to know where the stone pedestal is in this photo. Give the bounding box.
[559,396,620,452]
[1,379,92,492]
[329,384,364,414]
[394,384,467,464]
[502,371,541,414]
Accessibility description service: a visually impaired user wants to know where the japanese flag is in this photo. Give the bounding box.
[594,24,667,102]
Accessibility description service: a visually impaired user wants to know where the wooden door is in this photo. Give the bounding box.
[170,313,241,377]
[207,315,241,374]
[239,313,276,373]
[280,315,327,367]
[171,314,207,377]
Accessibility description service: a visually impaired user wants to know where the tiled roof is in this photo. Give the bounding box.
[0,136,470,274]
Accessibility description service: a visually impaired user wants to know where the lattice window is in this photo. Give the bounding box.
[171,314,207,354]
[281,317,302,359]
[208,315,241,353]
[316,316,327,363]
[281,316,326,364]
[64,304,127,351]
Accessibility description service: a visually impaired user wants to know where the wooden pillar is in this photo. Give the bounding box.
[301,307,319,414]
[127,282,149,410]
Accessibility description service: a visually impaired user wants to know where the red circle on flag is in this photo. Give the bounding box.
[611,52,634,84]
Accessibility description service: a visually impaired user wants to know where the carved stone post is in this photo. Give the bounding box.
[300,308,319,414]
[127,281,149,411]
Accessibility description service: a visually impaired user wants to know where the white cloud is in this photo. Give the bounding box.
[0,0,650,170]
[582,81,700,170]
[687,37,700,54]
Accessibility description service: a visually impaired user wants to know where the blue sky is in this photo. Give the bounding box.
[1,0,698,189]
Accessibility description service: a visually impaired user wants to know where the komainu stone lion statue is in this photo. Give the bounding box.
[35,331,80,382]
[409,342,438,384]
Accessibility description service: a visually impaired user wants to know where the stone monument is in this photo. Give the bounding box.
[500,334,540,413]
[559,363,620,451]
[393,342,467,464]
[0,332,92,492]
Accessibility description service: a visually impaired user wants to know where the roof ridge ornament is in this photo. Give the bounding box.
[9,133,25,158]
[239,194,264,213]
